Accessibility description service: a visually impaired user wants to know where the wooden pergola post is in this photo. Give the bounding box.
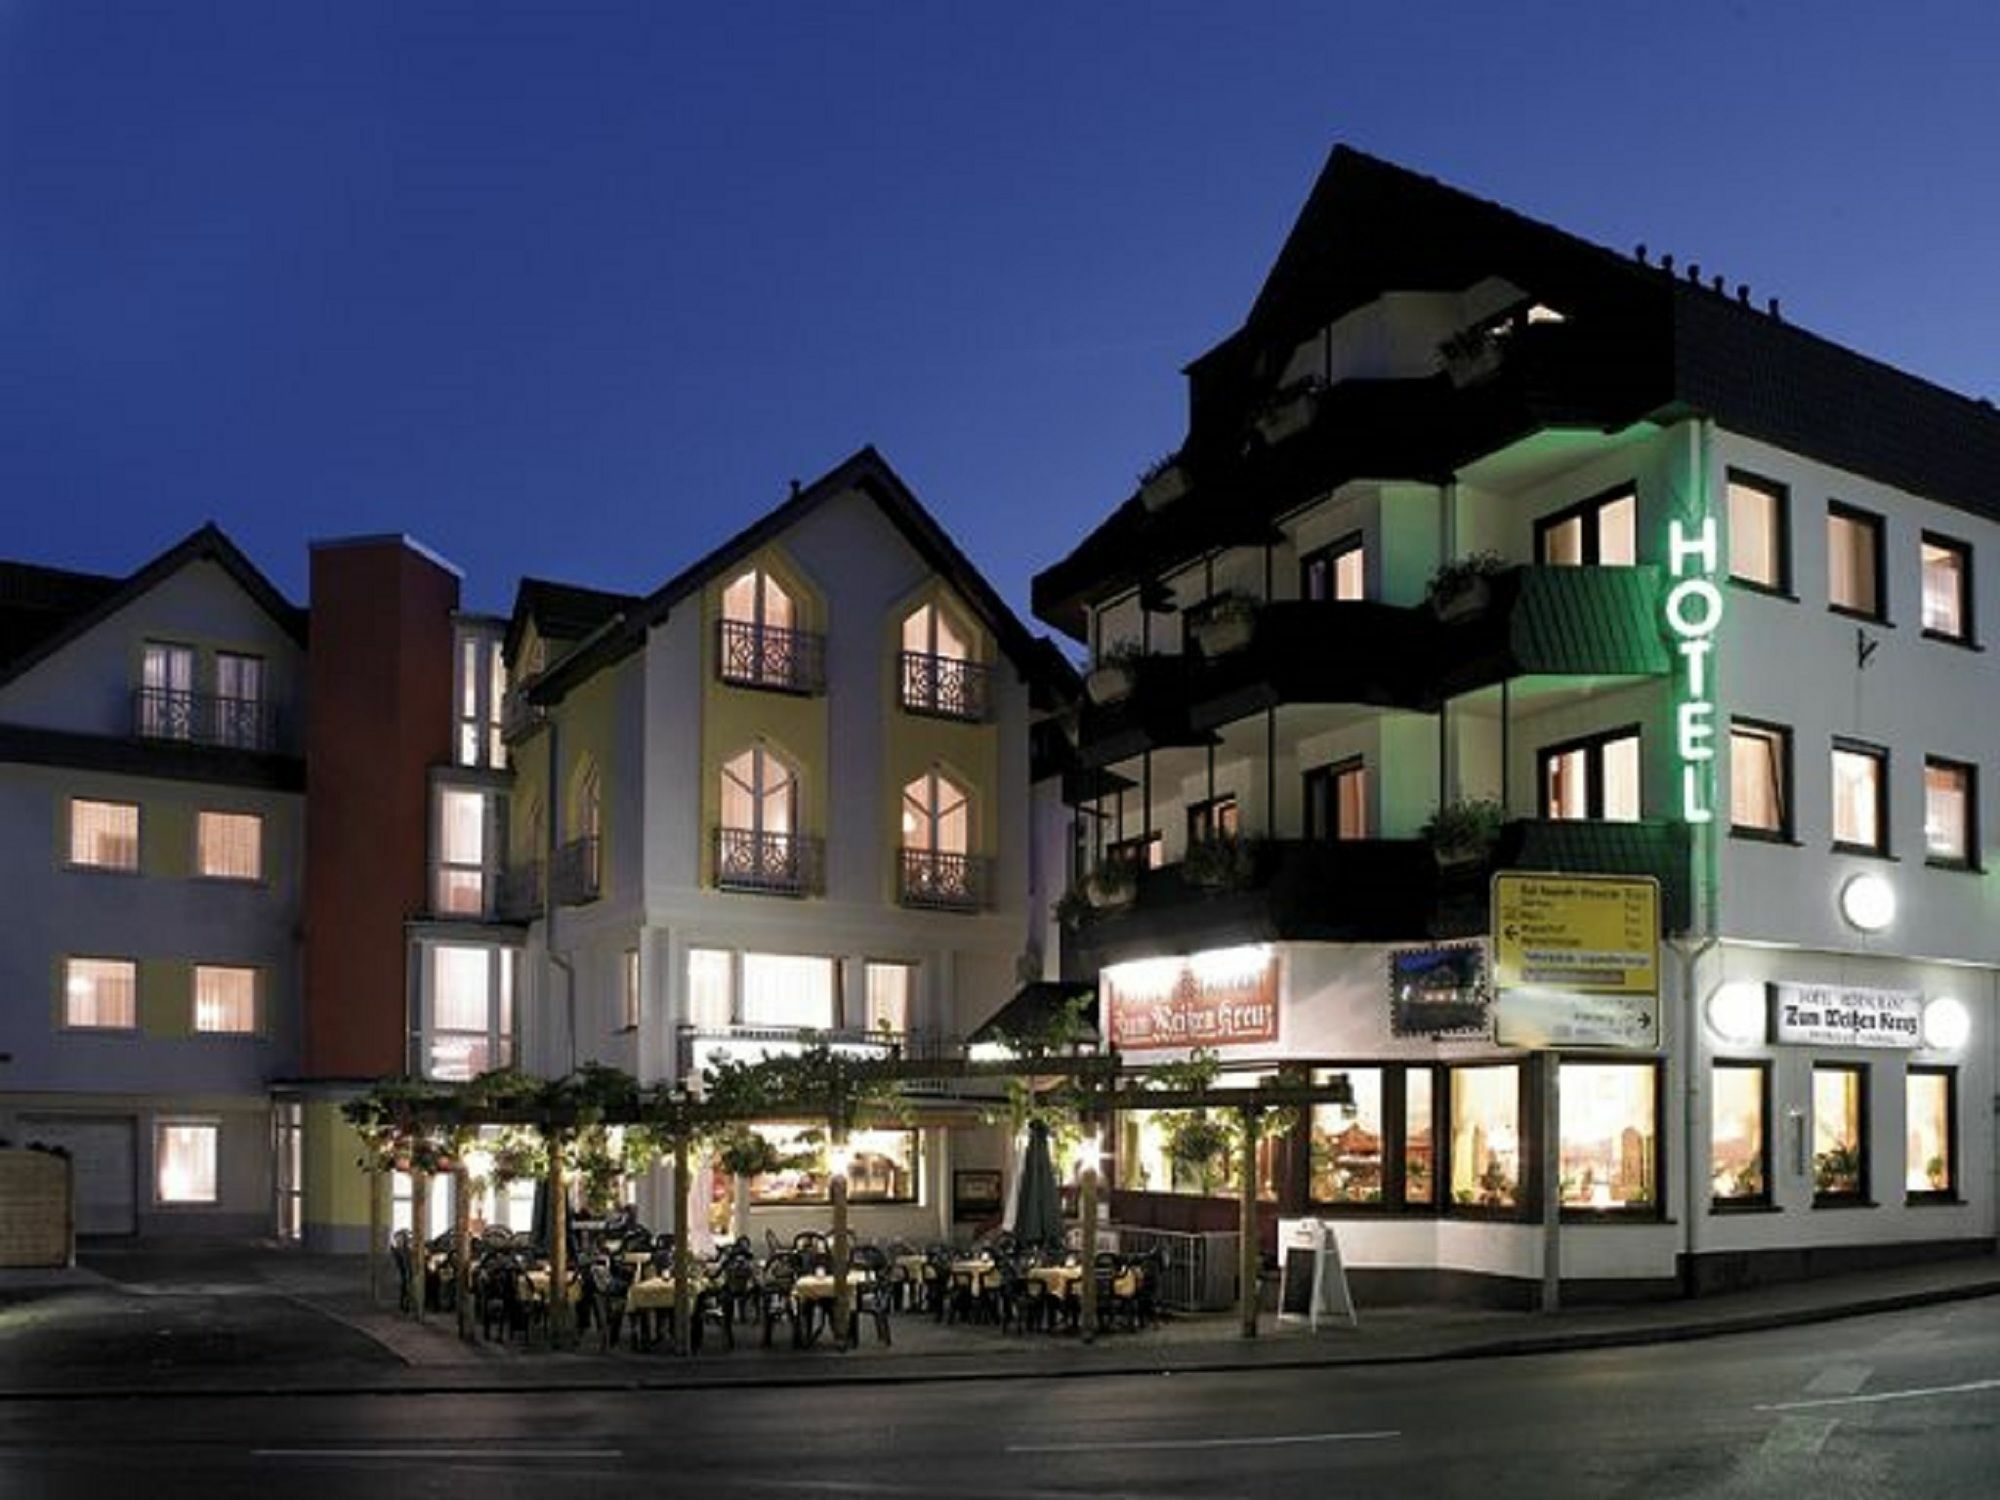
[454,1161,474,1341]
[1237,1106,1262,1339]
[367,1162,387,1308]
[547,1131,571,1346]
[671,1131,693,1356]
[830,1133,852,1347]
[410,1164,430,1322]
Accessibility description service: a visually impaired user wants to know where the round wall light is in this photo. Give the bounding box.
[1839,872,1896,932]
[1705,981,1768,1045]
[1923,996,1971,1051]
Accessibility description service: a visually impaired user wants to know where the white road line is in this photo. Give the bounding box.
[254,1448,623,1461]
[1758,1416,1838,1458]
[1804,1363,1871,1396]
[1758,1376,2000,1413]
[1006,1430,1399,1454]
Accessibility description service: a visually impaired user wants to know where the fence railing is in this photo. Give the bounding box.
[713,827,821,897]
[898,848,989,912]
[495,861,545,920]
[716,618,826,695]
[131,688,283,752]
[898,651,991,721]
[551,836,601,905]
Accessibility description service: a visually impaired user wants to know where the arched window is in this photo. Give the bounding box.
[900,770,980,910]
[899,602,987,720]
[717,746,811,894]
[557,759,602,901]
[719,568,822,692]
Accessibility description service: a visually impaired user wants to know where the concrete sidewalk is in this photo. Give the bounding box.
[3,1245,1997,1398]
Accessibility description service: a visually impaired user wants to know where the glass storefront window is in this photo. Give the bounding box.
[1558,1063,1656,1211]
[746,1126,919,1206]
[1450,1065,1521,1210]
[1310,1069,1383,1204]
[1711,1063,1768,1204]
[1905,1069,1954,1197]
[1812,1065,1866,1202]
[1405,1070,1435,1206]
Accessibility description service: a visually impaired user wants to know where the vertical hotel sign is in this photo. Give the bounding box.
[1667,512,1723,823]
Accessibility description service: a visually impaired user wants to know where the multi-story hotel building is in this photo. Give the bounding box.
[1034,146,1997,1297]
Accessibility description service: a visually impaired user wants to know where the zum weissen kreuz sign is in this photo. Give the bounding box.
[1771,982,1922,1049]
[1104,949,1280,1051]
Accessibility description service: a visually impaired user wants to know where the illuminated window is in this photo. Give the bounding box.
[1300,534,1366,602]
[1304,759,1368,840]
[1558,1062,1656,1212]
[1905,1068,1954,1198]
[1540,728,1640,822]
[1449,1065,1521,1210]
[745,1125,919,1205]
[739,953,836,1029]
[213,653,265,750]
[1923,757,1976,867]
[426,944,514,1081]
[1728,720,1791,839]
[1812,1064,1866,1203]
[64,957,136,1030]
[1831,742,1888,853]
[1920,535,1972,642]
[274,1101,302,1241]
[1711,1062,1769,1205]
[900,602,985,718]
[1727,471,1789,592]
[1186,794,1239,845]
[69,799,139,870]
[436,788,490,915]
[902,770,970,856]
[138,641,196,739]
[864,961,913,1035]
[196,811,262,880]
[193,965,257,1034]
[1536,488,1636,567]
[686,949,733,1029]
[620,948,640,1031]
[720,746,796,837]
[718,568,819,692]
[1405,1069,1435,1206]
[155,1121,218,1204]
[455,626,508,770]
[1105,833,1163,870]
[1828,504,1884,619]
[1310,1068,1384,1204]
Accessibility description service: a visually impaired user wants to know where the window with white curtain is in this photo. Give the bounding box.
[687,948,734,1029]
[426,944,514,1080]
[193,965,258,1034]
[155,1121,219,1204]
[436,788,488,915]
[721,568,795,631]
[1828,505,1884,618]
[1727,472,1788,591]
[739,953,836,1029]
[1730,721,1790,836]
[865,962,913,1035]
[1832,743,1887,853]
[1920,536,1971,641]
[196,811,262,880]
[69,799,139,870]
[901,770,970,854]
[901,601,970,662]
[720,746,796,835]
[64,957,136,1029]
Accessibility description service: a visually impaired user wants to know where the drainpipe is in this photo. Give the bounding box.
[544,713,577,1076]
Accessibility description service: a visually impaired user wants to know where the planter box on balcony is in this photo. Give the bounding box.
[1139,463,1191,512]
[1085,661,1137,705]
[1253,388,1318,445]
[1191,613,1256,657]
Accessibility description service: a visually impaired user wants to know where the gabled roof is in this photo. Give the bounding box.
[533,446,1074,705]
[503,577,640,666]
[0,523,306,692]
[0,562,122,673]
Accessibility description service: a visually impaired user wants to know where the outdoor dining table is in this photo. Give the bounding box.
[520,1267,582,1304]
[1026,1263,1084,1294]
[790,1269,873,1346]
[626,1273,710,1348]
[948,1257,997,1294]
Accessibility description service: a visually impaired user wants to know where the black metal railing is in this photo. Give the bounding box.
[495,860,545,920]
[551,835,601,905]
[674,1023,966,1095]
[716,618,826,694]
[899,650,991,721]
[713,827,821,897]
[132,687,282,752]
[898,848,988,912]
[500,687,542,740]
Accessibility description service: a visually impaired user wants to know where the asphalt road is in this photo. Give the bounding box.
[2,1297,1996,1499]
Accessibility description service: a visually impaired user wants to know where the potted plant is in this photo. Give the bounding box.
[1182,832,1254,891]
[1083,859,1138,910]
[1162,1113,1235,1197]
[1138,452,1191,512]
[1190,591,1259,656]
[1425,550,1507,621]
[715,1126,789,1240]
[1052,885,1093,929]
[1253,379,1322,446]
[1085,642,1144,706]
[1421,797,1506,871]
[1438,325,1504,386]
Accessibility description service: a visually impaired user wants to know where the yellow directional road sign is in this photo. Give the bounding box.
[1492,873,1659,996]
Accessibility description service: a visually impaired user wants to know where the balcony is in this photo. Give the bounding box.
[1071,819,1691,966]
[550,835,601,905]
[898,848,990,912]
[495,860,545,921]
[713,828,822,897]
[899,650,991,722]
[677,1022,960,1092]
[131,688,285,753]
[716,618,826,695]
[500,687,543,740]
[1427,564,1669,702]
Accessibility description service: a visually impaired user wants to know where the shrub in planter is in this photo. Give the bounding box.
[1138,453,1191,512]
[1190,591,1259,656]
[1182,833,1254,890]
[1253,380,1322,445]
[1084,860,1138,909]
[1425,551,1507,621]
[1421,797,1506,870]
[1085,643,1144,705]
[1438,326,1504,386]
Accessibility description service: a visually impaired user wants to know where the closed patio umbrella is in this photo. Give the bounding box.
[1011,1121,1064,1254]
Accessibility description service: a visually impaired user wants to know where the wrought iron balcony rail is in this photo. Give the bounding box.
[675,1023,966,1096]
[495,860,545,920]
[898,848,989,912]
[551,835,601,905]
[131,687,283,752]
[500,687,543,740]
[716,618,826,695]
[714,827,822,897]
[898,650,991,722]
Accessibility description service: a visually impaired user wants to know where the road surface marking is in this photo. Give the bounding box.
[1758,1376,2000,1413]
[1758,1417,1837,1458]
[255,1448,622,1461]
[1007,1430,1399,1454]
[748,1482,1224,1500]
[1804,1364,1871,1396]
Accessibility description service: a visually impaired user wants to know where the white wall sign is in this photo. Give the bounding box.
[1494,987,1658,1049]
[1771,982,1921,1049]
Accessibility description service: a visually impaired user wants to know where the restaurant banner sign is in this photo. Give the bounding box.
[1771,983,1921,1049]
[1104,948,1279,1051]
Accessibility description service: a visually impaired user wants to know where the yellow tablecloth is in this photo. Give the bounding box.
[521,1269,582,1304]
[1027,1264,1083,1293]
[949,1258,997,1294]
[627,1276,707,1312]
[791,1270,873,1303]
[895,1254,929,1281]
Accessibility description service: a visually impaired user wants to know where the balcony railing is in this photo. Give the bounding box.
[898,848,989,912]
[675,1023,963,1096]
[899,651,991,722]
[716,618,826,695]
[551,835,601,905]
[495,860,545,920]
[714,827,821,897]
[500,687,543,740]
[132,687,283,752]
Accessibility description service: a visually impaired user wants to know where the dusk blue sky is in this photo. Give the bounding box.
[5,3,1998,627]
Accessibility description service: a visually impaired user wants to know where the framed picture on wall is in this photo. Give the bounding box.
[952,1168,1004,1222]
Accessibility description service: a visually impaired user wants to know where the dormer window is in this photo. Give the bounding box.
[717,567,824,693]
[899,602,988,721]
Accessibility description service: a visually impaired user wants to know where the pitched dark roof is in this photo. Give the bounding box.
[1034,144,2000,637]
[533,446,1076,705]
[0,524,306,692]
[504,577,640,666]
[0,563,122,673]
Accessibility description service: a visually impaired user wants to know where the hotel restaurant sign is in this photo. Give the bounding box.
[1104,949,1280,1051]
[1771,982,1922,1050]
